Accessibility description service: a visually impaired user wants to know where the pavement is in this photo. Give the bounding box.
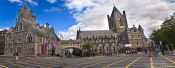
[0,54,174,68]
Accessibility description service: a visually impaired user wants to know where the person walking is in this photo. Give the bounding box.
[161,49,165,55]
[145,48,147,54]
[155,48,159,56]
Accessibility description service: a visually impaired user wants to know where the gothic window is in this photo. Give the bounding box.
[138,35,140,39]
[27,33,32,43]
[10,48,12,53]
[106,47,109,53]
[99,47,102,53]
[137,41,139,45]
[113,47,115,52]
[17,47,21,53]
[119,18,123,26]
[20,23,23,30]
[132,35,134,39]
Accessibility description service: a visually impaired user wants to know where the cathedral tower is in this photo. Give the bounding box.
[107,6,128,34]
[15,2,36,31]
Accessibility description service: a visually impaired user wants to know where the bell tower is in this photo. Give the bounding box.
[107,6,128,33]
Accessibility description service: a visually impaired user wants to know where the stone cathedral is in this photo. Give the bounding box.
[4,4,60,56]
[76,6,147,55]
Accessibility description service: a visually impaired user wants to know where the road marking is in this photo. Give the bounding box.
[82,57,126,68]
[150,57,154,68]
[104,57,131,68]
[6,61,25,67]
[76,57,113,65]
[0,65,8,68]
[164,57,175,64]
[125,57,141,68]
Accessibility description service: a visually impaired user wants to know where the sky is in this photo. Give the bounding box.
[0,0,175,40]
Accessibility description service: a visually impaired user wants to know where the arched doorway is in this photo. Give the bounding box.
[16,47,22,56]
[63,47,82,57]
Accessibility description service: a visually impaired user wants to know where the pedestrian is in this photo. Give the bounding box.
[145,48,147,54]
[155,48,159,56]
[92,52,95,57]
[161,49,165,55]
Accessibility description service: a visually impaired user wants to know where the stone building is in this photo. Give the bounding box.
[60,39,82,49]
[4,3,60,56]
[76,6,147,54]
[0,29,8,55]
[77,30,118,55]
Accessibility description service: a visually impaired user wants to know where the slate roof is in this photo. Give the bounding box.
[79,30,117,38]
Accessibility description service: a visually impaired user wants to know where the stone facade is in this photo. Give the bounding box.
[0,29,7,55]
[77,30,118,55]
[60,39,82,49]
[76,6,147,54]
[4,4,60,56]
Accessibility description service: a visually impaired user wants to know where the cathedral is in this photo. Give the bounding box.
[76,6,147,55]
[4,4,60,56]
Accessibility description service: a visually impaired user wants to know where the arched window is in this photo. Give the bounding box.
[113,47,115,52]
[137,41,139,45]
[99,47,102,53]
[27,33,32,43]
[119,18,123,26]
[17,47,21,53]
[20,23,23,30]
[10,48,12,53]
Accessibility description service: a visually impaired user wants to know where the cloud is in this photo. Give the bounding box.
[0,27,9,31]
[60,0,175,40]
[43,7,61,14]
[47,0,57,4]
[8,0,38,6]
[26,0,38,6]
[8,0,23,5]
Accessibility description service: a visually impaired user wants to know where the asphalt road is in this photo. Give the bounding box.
[0,54,175,68]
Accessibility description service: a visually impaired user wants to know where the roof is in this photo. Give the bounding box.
[61,40,82,44]
[79,30,117,38]
[23,19,48,38]
[110,6,123,18]
[80,30,116,35]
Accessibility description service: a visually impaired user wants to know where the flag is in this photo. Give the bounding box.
[41,43,45,53]
[45,43,48,52]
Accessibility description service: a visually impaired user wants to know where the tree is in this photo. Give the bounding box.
[150,12,175,49]
[82,42,94,56]
[82,42,93,51]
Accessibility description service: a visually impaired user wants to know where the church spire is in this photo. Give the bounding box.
[111,6,122,17]
[138,24,143,32]
[23,0,30,11]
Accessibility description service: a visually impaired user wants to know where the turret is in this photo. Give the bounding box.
[45,23,49,29]
[138,25,144,32]
[76,29,81,39]
[123,11,128,28]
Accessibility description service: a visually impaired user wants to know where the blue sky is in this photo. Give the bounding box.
[0,0,175,40]
[0,0,76,36]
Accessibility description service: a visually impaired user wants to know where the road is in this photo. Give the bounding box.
[0,54,174,68]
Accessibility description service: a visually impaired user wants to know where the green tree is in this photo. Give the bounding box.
[82,42,94,56]
[150,12,175,49]
[82,42,93,51]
